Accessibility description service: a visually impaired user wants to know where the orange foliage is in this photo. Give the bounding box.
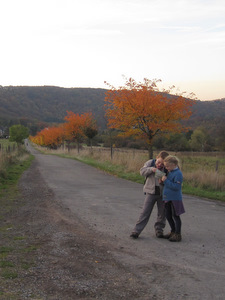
[30,111,97,148]
[64,111,96,142]
[30,125,65,148]
[104,78,195,150]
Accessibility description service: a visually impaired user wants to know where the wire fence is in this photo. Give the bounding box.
[50,144,225,174]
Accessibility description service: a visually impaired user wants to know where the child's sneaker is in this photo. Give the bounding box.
[169,233,182,242]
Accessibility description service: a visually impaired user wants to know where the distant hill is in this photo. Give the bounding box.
[183,98,225,129]
[0,86,107,128]
[0,86,224,133]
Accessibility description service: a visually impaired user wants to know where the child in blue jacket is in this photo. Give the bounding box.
[161,156,185,242]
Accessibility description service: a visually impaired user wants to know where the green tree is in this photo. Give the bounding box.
[165,133,190,151]
[215,125,225,151]
[9,125,29,144]
[84,127,98,148]
[189,127,208,151]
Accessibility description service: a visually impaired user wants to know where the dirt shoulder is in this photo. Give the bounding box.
[0,160,154,300]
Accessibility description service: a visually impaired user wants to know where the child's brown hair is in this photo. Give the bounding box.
[156,151,169,160]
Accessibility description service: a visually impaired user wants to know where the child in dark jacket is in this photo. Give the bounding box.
[161,155,185,242]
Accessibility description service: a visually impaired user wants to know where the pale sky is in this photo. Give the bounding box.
[1,0,225,100]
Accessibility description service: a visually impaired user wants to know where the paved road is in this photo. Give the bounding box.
[26,142,225,300]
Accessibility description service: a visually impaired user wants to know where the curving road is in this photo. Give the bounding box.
[26,142,225,300]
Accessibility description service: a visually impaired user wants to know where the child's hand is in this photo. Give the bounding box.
[152,167,157,172]
[161,175,167,182]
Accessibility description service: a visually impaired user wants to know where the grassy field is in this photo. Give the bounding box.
[33,144,225,202]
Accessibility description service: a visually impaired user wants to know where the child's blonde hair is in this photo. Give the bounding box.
[164,155,179,166]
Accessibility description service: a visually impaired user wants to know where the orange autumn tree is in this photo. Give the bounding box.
[32,125,65,148]
[64,111,97,150]
[104,78,195,158]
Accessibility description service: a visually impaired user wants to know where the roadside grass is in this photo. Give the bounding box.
[1,270,18,279]
[0,140,34,189]
[0,261,15,268]
[0,142,37,298]
[182,183,225,201]
[33,144,225,202]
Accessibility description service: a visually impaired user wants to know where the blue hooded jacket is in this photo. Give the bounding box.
[163,168,183,201]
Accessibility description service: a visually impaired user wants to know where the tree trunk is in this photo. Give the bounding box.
[148,144,153,159]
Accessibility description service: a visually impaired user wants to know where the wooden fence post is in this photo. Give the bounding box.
[215,161,219,172]
[110,144,113,160]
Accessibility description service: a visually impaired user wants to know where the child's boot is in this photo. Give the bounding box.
[163,232,175,239]
[169,233,182,242]
[130,232,139,239]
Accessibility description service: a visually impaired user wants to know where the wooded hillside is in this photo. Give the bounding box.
[0,85,224,133]
[0,86,107,129]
